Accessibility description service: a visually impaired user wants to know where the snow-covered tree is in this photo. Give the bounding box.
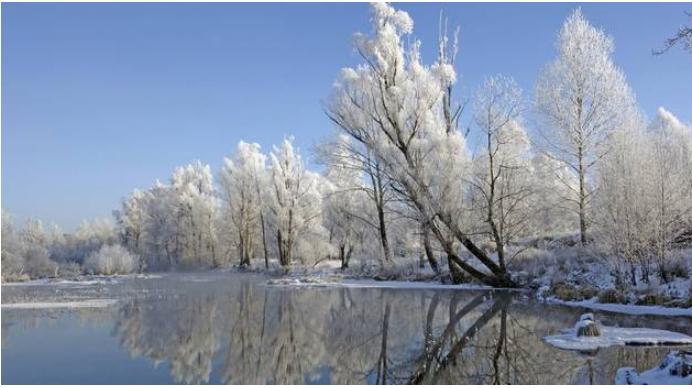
[528,153,579,236]
[470,75,533,269]
[71,218,117,264]
[320,137,370,269]
[646,108,692,281]
[170,162,218,268]
[114,189,146,256]
[534,8,637,246]
[595,114,651,285]
[218,142,268,267]
[140,181,178,269]
[1,211,26,281]
[315,134,395,267]
[0,213,61,280]
[596,107,692,285]
[267,138,326,267]
[327,3,514,286]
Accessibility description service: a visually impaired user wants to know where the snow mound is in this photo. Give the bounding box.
[616,351,692,385]
[544,326,692,351]
[1,299,118,309]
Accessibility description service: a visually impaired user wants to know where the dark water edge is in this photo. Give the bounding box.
[2,272,690,384]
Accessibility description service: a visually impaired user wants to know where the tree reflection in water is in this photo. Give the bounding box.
[107,276,683,384]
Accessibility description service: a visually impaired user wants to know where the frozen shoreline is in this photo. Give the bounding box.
[4,270,692,318]
[263,276,527,292]
[545,297,692,317]
[1,299,118,309]
[1,273,161,287]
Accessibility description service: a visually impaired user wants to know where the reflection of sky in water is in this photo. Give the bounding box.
[2,273,691,384]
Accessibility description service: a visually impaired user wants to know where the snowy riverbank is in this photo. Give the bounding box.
[4,256,692,318]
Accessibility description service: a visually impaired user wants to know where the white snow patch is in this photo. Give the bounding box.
[549,298,692,317]
[616,351,692,385]
[264,277,525,291]
[338,279,498,290]
[1,299,119,309]
[544,326,692,351]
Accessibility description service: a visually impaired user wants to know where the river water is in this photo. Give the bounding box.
[2,272,690,384]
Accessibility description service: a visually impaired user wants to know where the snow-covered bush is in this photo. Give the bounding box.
[598,288,628,304]
[84,244,139,275]
[575,314,601,337]
[57,261,83,278]
[24,246,59,278]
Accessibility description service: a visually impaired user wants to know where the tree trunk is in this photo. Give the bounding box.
[259,212,269,269]
[375,302,390,385]
[578,144,588,246]
[376,191,393,265]
[428,220,516,288]
[422,222,441,276]
[339,245,349,269]
[277,230,285,267]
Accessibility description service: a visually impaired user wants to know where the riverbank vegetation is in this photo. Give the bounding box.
[2,4,691,307]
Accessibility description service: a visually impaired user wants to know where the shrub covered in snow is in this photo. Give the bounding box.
[598,288,628,304]
[550,281,597,301]
[575,314,601,337]
[616,351,692,384]
[84,244,139,275]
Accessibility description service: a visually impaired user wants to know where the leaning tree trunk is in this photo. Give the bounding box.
[422,222,441,276]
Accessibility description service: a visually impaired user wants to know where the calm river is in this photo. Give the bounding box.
[2,272,690,384]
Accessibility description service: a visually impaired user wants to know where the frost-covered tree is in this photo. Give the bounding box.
[71,218,117,264]
[218,142,268,267]
[328,3,514,286]
[647,108,692,281]
[315,134,395,266]
[596,107,692,285]
[170,162,218,267]
[114,189,146,256]
[1,211,26,281]
[470,75,533,269]
[595,114,651,285]
[140,181,178,269]
[267,138,326,267]
[528,153,579,236]
[320,138,370,269]
[0,213,61,280]
[534,8,637,246]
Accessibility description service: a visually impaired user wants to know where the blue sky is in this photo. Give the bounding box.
[3,2,691,230]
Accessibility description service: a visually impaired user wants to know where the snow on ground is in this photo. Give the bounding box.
[1,278,116,287]
[1,273,162,287]
[546,297,692,317]
[264,276,526,291]
[1,299,119,309]
[544,326,692,351]
[338,279,499,290]
[616,351,692,385]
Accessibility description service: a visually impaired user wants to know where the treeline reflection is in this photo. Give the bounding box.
[108,278,674,384]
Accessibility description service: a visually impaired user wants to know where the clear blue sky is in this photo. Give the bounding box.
[3,2,691,230]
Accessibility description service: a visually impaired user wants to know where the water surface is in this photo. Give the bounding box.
[2,273,690,384]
